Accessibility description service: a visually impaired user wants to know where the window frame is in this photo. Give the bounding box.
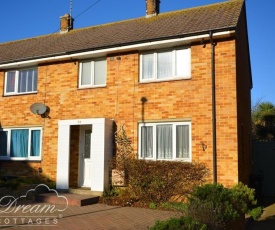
[0,127,42,161]
[78,58,107,89]
[139,48,191,83]
[4,67,38,96]
[138,121,192,161]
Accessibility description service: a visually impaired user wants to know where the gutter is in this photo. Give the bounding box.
[0,30,235,69]
[209,31,217,183]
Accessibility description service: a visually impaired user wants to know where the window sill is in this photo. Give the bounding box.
[0,158,41,162]
[139,77,191,84]
[138,158,191,162]
[4,91,38,97]
[78,85,106,90]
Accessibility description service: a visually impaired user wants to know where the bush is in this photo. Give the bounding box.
[186,183,260,229]
[150,216,207,230]
[0,176,56,190]
[125,159,208,204]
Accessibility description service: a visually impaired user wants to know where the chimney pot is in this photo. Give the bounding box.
[60,14,73,34]
[146,0,160,17]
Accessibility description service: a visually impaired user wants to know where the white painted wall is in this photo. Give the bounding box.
[56,124,70,190]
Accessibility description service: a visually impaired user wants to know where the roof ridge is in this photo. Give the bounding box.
[0,0,243,46]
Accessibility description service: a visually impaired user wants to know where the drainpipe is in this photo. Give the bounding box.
[210,31,217,183]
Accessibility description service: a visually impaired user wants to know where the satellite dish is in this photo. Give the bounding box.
[30,103,47,115]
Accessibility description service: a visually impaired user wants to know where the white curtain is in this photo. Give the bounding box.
[176,125,189,158]
[141,126,153,158]
[81,61,92,85]
[176,49,191,77]
[157,124,172,159]
[6,71,16,93]
[94,59,106,85]
[157,51,172,79]
[142,54,154,79]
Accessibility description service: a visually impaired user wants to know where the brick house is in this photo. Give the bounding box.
[0,0,252,193]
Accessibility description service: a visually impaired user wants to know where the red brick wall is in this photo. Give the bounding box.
[0,32,251,187]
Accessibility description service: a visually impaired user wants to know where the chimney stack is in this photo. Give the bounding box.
[60,14,73,34]
[146,0,160,17]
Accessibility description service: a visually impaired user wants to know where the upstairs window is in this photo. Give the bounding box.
[140,48,191,82]
[79,58,107,88]
[138,121,191,161]
[5,68,38,95]
[0,127,42,161]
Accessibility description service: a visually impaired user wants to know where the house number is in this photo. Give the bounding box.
[78,120,82,124]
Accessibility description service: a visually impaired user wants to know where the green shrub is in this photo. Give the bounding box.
[247,206,263,220]
[0,176,55,190]
[150,216,207,230]
[160,202,187,212]
[149,202,157,209]
[186,183,259,229]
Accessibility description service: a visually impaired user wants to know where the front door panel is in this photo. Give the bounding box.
[79,126,92,187]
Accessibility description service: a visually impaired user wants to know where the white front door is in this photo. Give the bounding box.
[79,125,92,187]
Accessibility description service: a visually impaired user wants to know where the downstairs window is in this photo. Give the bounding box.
[0,128,42,160]
[138,121,191,161]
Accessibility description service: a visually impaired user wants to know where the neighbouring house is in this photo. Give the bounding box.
[0,0,252,194]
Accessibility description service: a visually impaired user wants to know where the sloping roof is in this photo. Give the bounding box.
[0,0,243,64]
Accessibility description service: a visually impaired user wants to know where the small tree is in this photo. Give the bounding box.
[252,101,275,141]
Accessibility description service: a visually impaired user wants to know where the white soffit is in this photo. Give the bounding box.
[0,31,235,69]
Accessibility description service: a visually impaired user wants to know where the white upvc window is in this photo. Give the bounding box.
[79,58,107,88]
[0,127,42,161]
[138,121,191,161]
[140,48,191,82]
[4,68,38,95]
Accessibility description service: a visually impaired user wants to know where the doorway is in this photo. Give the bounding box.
[56,118,113,193]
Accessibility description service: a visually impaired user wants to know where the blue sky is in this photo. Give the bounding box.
[0,0,274,105]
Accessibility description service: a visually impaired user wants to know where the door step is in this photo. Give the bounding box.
[68,187,102,196]
[36,192,100,207]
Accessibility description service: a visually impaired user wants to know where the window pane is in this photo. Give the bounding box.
[84,129,91,159]
[0,131,8,156]
[157,125,172,159]
[81,62,92,85]
[94,59,106,85]
[10,129,28,157]
[18,69,38,93]
[33,69,38,91]
[18,70,27,92]
[176,125,189,158]
[142,54,154,79]
[6,71,16,93]
[176,49,191,77]
[141,126,153,158]
[27,69,37,92]
[31,130,41,157]
[157,51,172,79]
